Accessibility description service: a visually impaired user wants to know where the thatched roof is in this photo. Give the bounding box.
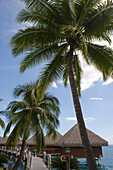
[56,124,108,147]
[26,131,62,146]
[0,136,8,145]
[17,139,22,145]
[26,135,36,146]
[0,136,22,146]
[45,131,62,146]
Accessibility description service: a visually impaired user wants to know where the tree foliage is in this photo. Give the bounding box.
[0,154,8,166]
[0,98,5,129]
[4,81,60,153]
[10,0,113,96]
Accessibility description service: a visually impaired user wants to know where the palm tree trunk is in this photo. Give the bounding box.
[12,140,26,170]
[67,44,98,170]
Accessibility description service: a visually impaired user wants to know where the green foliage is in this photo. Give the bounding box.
[0,154,8,166]
[0,98,5,129]
[4,81,60,153]
[0,118,5,129]
[10,0,113,96]
[52,157,80,170]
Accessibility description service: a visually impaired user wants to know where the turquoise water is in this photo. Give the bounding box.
[79,146,113,170]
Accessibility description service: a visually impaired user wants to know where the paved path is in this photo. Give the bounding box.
[30,157,48,170]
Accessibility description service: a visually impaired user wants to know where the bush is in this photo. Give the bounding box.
[52,157,80,170]
[0,154,8,166]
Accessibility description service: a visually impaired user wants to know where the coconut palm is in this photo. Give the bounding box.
[10,0,113,169]
[0,98,5,129]
[4,81,60,170]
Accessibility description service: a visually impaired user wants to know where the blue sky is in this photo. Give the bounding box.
[0,0,113,144]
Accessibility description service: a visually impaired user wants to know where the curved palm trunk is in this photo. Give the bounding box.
[12,140,26,170]
[67,44,98,170]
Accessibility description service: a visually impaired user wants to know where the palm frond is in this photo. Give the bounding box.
[76,0,101,26]
[7,101,29,113]
[4,120,13,137]
[10,28,61,57]
[20,43,59,72]
[0,118,5,129]
[39,44,67,97]
[6,120,22,147]
[73,55,83,96]
[23,0,63,24]
[87,43,113,80]
[84,3,113,40]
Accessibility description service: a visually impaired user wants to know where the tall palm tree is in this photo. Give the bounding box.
[4,81,60,170]
[0,98,5,129]
[10,0,113,169]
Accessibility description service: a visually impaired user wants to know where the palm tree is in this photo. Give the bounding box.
[10,0,113,169]
[0,98,5,129]
[4,81,60,170]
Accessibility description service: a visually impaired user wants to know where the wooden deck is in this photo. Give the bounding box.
[30,157,48,170]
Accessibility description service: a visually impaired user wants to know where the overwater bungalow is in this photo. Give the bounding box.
[27,124,108,158]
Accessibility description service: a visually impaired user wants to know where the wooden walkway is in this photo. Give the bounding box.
[30,157,48,170]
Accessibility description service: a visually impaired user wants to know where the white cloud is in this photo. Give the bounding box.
[106,135,113,144]
[79,55,102,91]
[90,97,103,101]
[65,117,95,122]
[58,79,69,85]
[103,78,113,86]
[78,33,113,91]
[51,81,57,88]
[58,80,63,85]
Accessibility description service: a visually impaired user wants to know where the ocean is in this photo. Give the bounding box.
[79,146,113,170]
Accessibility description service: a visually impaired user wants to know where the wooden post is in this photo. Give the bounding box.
[66,155,70,170]
[98,155,101,166]
[34,150,37,157]
[10,147,12,159]
[47,155,51,170]
[16,148,18,161]
[43,151,46,163]
[27,151,31,170]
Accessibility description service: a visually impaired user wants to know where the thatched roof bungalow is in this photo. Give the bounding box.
[26,124,108,158]
[55,124,108,158]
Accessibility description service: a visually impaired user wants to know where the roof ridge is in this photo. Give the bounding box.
[61,124,77,144]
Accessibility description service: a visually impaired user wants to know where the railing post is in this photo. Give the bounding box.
[27,151,31,170]
[98,155,101,166]
[66,155,70,170]
[47,154,51,170]
[34,150,37,157]
[43,151,46,163]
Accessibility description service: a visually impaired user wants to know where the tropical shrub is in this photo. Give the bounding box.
[52,157,79,170]
[0,154,8,166]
